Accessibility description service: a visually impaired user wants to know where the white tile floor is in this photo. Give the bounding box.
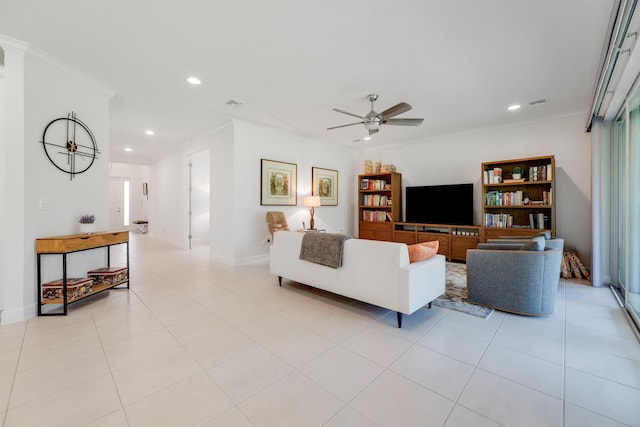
[1,234,639,427]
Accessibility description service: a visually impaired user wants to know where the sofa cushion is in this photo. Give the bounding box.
[520,236,545,251]
[408,240,439,263]
[536,231,552,240]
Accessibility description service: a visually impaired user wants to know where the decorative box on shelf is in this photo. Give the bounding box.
[88,267,129,285]
[42,277,93,301]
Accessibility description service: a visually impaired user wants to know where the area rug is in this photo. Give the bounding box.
[430,262,494,319]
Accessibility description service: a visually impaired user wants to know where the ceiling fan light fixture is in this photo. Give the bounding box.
[363,121,379,130]
[328,94,423,135]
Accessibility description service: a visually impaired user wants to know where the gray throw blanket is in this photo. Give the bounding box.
[299,233,351,268]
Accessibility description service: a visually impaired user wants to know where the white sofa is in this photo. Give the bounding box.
[270,231,445,327]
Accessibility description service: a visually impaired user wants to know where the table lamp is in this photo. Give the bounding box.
[303,196,321,230]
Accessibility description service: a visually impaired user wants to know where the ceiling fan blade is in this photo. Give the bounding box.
[332,108,365,119]
[327,121,364,130]
[379,102,412,119]
[368,128,379,135]
[383,118,424,126]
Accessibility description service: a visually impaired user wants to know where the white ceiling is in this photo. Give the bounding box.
[0,0,616,164]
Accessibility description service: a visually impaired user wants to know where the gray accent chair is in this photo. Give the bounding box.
[466,242,563,315]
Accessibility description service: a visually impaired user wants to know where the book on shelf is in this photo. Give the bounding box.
[362,210,389,222]
[362,194,388,206]
[527,163,553,182]
[485,167,502,184]
[485,167,503,184]
[484,212,513,228]
[360,178,388,190]
[528,212,548,229]
[503,178,525,183]
[485,190,523,206]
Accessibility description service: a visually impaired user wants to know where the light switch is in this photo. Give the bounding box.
[39,198,48,211]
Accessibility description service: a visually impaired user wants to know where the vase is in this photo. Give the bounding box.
[512,173,521,179]
[79,223,97,234]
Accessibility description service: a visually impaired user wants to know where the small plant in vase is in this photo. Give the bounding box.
[511,166,524,180]
[78,214,96,234]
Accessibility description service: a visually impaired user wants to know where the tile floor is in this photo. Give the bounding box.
[1,234,639,426]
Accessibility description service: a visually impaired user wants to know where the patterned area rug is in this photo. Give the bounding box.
[430,262,494,319]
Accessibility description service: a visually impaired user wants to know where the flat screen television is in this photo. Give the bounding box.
[405,183,474,225]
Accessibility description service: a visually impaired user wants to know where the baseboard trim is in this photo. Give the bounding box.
[1,303,36,325]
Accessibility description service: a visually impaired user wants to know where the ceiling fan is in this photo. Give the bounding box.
[327,94,424,135]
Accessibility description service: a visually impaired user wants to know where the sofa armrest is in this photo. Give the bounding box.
[398,254,446,314]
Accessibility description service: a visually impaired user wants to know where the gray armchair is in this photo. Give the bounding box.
[466,242,563,315]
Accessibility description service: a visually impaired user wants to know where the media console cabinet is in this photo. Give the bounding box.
[392,222,482,261]
[36,230,129,316]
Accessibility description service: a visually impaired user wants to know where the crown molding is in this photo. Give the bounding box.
[0,34,115,99]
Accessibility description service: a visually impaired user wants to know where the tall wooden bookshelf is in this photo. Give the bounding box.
[358,172,401,241]
[482,155,556,239]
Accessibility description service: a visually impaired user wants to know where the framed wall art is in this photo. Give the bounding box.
[261,159,297,205]
[312,167,338,206]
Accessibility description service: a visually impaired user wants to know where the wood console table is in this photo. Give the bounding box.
[36,230,129,316]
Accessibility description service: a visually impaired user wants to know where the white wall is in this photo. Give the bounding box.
[149,151,189,246]
[189,149,210,246]
[209,124,235,262]
[0,37,113,323]
[232,120,356,264]
[358,113,592,264]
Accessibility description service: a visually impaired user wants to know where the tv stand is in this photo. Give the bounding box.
[393,222,482,261]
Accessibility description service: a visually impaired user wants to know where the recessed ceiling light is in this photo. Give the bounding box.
[145,130,154,136]
[187,76,201,85]
[125,148,132,152]
[508,104,521,111]
[363,136,372,141]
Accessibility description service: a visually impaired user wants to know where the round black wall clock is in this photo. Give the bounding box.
[41,111,99,180]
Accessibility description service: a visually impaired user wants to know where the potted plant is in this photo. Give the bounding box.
[78,214,96,234]
[511,166,524,179]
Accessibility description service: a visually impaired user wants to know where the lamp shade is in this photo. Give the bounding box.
[303,196,321,207]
